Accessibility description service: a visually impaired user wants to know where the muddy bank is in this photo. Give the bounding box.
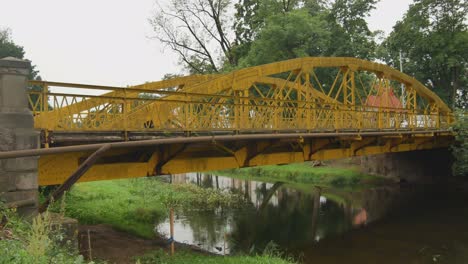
[78,224,209,264]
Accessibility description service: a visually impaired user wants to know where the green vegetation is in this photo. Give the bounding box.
[0,204,89,264]
[153,0,466,108]
[452,110,468,177]
[137,249,295,264]
[152,0,379,74]
[218,162,387,189]
[0,28,40,81]
[54,178,245,238]
[381,0,467,108]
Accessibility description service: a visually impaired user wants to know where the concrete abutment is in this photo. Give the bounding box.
[0,57,39,216]
[360,148,453,183]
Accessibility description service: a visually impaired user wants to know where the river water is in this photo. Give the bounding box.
[156,173,468,264]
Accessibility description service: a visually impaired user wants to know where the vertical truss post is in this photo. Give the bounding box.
[430,104,440,129]
[340,67,356,130]
[241,89,249,130]
[346,68,356,130]
[186,93,192,133]
[184,95,188,133]
[234,90,240,132]
[406,86,417,129]
[342,68,356,106]
[304,72,311,131]
[42,84,51,148]
[42,84,49,113]
[123,88,128,140]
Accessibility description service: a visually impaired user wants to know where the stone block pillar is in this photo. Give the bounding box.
[0,57,39,216]
[360,148,453,183]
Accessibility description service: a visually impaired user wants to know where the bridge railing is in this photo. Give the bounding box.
[27,81,454,133]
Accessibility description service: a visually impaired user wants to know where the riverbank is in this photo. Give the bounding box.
[50,163,390,263]
[52,177,296,263]
[217,162,390,189]
[78,224,294,264]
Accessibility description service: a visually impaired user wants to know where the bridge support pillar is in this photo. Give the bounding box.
[0,57,39,216]
[360,149,452,183]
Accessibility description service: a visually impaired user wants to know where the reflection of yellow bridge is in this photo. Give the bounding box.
[28,57,454,186]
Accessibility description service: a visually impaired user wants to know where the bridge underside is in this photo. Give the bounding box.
[39,131,453,186]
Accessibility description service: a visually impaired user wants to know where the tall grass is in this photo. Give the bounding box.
[0,202,89,264]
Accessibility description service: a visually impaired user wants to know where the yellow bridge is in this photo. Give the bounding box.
[27,57,455,186]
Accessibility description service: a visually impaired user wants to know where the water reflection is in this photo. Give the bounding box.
[157,173,468,263]
[157,173,395,255]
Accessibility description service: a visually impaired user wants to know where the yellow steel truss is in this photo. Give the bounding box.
[28,57,453,134]
[25,57,455,186]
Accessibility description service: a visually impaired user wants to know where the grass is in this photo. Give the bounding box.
[217,162,388,189]
[54,177,245,238]
[137,249,296,264]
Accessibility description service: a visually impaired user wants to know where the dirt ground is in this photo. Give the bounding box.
[78,224,204,264]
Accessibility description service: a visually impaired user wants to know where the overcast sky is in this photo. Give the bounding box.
[1,0,413,86]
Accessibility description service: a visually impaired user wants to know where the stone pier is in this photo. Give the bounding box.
[360,148,453,183]
[0,57,39,216]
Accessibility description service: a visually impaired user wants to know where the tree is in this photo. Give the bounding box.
[232,0,330,63]
[0,28,25,59]
[233,0,378,66]
[238,9,331,67]
[150,0,234,74]
[0,28,41,110]
[327,0,379,59]
[0,28,40,80]
[380,0,468,108]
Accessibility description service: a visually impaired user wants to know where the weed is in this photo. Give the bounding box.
[0,201,89,264]
[136,249,296,264]
[26,211,52,257]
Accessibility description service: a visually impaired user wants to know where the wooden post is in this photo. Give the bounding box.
[87,229,93,261]
[170,207,175,255]
[223,233,227,255]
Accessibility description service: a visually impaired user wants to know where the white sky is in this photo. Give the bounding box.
[1,0,413,87]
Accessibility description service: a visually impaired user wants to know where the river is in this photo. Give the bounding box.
[156,173,468,264]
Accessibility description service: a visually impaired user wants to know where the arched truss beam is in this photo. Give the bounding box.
[36,57,450,115]
[93,76,340,130]
[180,57,451,113]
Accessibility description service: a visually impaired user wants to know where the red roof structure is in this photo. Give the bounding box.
[365,88,403,109]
